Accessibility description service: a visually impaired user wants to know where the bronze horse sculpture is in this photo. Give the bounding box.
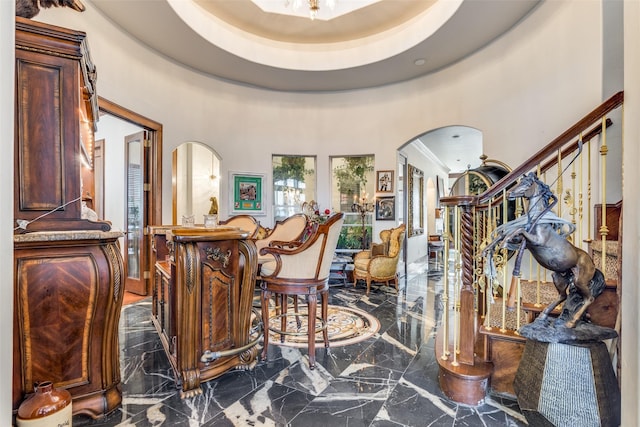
[484,172,605,328]
[16,0,85,19]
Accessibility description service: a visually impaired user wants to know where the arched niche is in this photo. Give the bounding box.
[172,142,221,224]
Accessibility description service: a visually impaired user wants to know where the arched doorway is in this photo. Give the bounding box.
[397,126,483,266]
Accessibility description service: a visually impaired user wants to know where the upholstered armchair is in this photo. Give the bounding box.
[259,213,344,369]
[353,223,406,295]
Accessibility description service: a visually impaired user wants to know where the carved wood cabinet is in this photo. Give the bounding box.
[150,226,260,398]
[14,17,107,233]
[13,232,125,418]
[13,18,124,420]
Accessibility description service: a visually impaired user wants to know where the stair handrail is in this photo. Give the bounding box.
[479,91,623,202]
[440,91,623,209]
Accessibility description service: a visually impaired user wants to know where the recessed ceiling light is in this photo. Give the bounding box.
[452,134,460,138]
[414,58,426,66]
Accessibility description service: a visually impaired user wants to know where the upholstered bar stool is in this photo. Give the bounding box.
[255,213,309,319]
[218,214,260,237]
[259,213,344,369]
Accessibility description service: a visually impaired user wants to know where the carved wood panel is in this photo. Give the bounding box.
[13,235,124,418]
[16,254,97,390]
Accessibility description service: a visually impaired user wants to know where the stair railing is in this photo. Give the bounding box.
[436,91,624,404]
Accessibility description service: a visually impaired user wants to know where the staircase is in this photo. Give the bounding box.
[435,91,624,404]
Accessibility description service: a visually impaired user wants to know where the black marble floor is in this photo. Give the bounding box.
[74,260,527,426]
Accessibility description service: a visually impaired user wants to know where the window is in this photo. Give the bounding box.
[330,155,375,251]
[272,155,316,222]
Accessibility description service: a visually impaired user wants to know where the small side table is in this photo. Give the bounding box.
[329,254,353,286]
[428,239,445,270]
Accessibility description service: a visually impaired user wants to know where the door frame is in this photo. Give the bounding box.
[98,97,162,295]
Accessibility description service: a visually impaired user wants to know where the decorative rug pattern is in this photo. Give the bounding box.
[265,304,380,348]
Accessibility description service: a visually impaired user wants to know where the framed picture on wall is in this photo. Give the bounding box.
[229,171,266,215]
[376,196,395,220]
[376,170,394,193]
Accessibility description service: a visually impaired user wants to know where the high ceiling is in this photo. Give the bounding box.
[88,0,539,174]
[91,0,540,92]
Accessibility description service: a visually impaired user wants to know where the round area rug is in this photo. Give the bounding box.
[266,305,380,348]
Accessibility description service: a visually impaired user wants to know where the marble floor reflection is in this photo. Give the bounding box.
[74,260,527,427]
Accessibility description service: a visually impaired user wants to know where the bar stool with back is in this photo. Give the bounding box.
[258,213,345,369]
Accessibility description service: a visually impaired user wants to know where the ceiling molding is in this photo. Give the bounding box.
[91,0,540,91]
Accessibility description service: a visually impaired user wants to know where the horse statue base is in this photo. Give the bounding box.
[519,316,618,344]
[515,340,621,427]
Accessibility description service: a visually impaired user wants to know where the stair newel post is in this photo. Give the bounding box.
[458,197,477,365]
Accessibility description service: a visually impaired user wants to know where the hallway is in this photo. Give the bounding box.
[74,260,526,426]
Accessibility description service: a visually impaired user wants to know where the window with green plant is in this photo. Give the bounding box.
[330,155,375,250]
[272,155,316,222]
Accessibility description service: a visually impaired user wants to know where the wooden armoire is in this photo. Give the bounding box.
[13,17,125,419]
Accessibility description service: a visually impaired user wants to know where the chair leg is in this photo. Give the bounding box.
[260,288,271,362]
[293,295,301,329]
[321,290,329,350]
[366,277,371,295]
[307,289,317,369]
[280,294,288,343]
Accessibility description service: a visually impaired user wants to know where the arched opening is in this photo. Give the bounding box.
[397,125,483,266]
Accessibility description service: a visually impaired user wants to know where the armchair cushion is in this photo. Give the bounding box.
[371,242,388,257]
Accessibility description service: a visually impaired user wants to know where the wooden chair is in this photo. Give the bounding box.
[352,224,406,294]
[259,213,344,369]
[219,214,260,238]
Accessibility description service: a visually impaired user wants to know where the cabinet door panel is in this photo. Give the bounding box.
[16,254,97,389]
[15,56,79,217]
[201,266,233,351]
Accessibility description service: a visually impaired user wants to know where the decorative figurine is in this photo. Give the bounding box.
[484,172,606,331]
[209,197,218,215]
[16,0,85,19]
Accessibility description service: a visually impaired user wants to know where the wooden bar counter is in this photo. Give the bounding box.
[149,226,260,398]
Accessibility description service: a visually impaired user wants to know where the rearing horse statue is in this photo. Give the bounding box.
[483,172,605,328]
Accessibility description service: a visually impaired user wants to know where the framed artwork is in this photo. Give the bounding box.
[376,170,394,193]
[376,196,395,220]
[229,171,266,215]
[436,175,445,207]
[407,164,424,237]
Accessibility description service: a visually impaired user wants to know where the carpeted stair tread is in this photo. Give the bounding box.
[520,279,559,306]
[483,299,530,331]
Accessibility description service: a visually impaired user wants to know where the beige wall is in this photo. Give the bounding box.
[1,0,633,424]
[623,1,640,425]
[1,2,15,425]
[35,1,604,227]
[400,142,449,264]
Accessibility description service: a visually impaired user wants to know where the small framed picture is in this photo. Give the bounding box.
[229,171,266,215]
[376,196,395,220]
[376,170,394,193]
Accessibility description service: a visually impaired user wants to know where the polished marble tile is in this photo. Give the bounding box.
[73,259,524,427]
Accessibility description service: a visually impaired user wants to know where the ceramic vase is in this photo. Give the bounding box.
[17,381,72,426]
